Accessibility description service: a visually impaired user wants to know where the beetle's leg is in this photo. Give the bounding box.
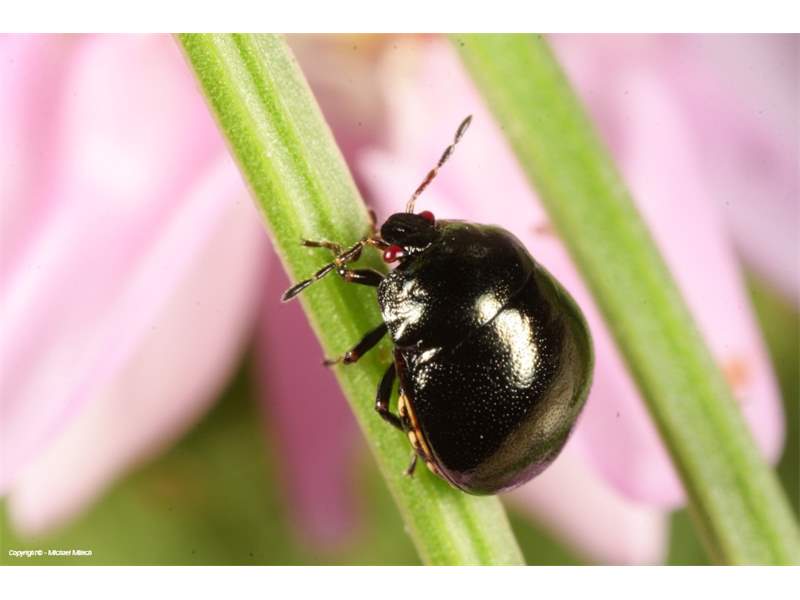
[336,240,366,262]
[282,240,367,302]
[283,225,391,302]
[404,452,418,477]
[367,208,381,235]
[336,266,384,287]
[282,262,337,301]
[300,239,343,255]
[304,207,379,249]
[375,363,403,431]
[324,323,387,366]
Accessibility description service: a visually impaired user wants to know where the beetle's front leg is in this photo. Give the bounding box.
[375,363,403,431]
[283,238,374,301]
[324,323,387,366]
[300,238,343,254]
[336,266,384,288]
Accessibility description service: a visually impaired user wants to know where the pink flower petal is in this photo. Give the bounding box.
[0,34,263,507]
[551,34,800,306]
[678,36,799,306]
[0,35,83,283]
[509,440,668,565]
[7,185,267,534]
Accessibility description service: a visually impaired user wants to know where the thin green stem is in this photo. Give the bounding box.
[455,33,800,565]
[177,33,523,565]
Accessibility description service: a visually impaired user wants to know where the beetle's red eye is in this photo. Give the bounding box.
[419,210,435,223]
[383,244,405,263]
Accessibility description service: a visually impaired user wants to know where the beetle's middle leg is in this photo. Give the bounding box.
[324,323,388,366]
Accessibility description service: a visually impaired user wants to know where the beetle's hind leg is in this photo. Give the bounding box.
[375,363,403,431]
[374,364,425,479]
[324,323,387,366]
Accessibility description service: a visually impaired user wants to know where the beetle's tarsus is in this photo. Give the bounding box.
[281,279,313,302]
[404,453,418,477]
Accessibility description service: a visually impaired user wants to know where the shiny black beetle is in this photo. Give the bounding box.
[283,116,593,495]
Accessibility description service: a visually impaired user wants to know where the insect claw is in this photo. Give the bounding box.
[323,349,358,367]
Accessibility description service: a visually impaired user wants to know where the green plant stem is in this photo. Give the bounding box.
[177,33,523,565]
[455,33,800,565]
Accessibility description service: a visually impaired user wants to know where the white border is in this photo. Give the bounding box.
[2,0,800,33]
[1,566,799,599]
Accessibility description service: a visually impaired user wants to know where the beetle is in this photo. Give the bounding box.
[282,116,593,495]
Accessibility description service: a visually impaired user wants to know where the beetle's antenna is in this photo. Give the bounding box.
[405,115,472,213]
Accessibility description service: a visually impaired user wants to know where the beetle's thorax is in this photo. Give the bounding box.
[377,220,533,351]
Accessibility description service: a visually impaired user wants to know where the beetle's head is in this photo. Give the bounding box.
[380,211,438,263]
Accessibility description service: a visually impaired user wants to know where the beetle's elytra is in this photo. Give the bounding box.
[283,116,593,495]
